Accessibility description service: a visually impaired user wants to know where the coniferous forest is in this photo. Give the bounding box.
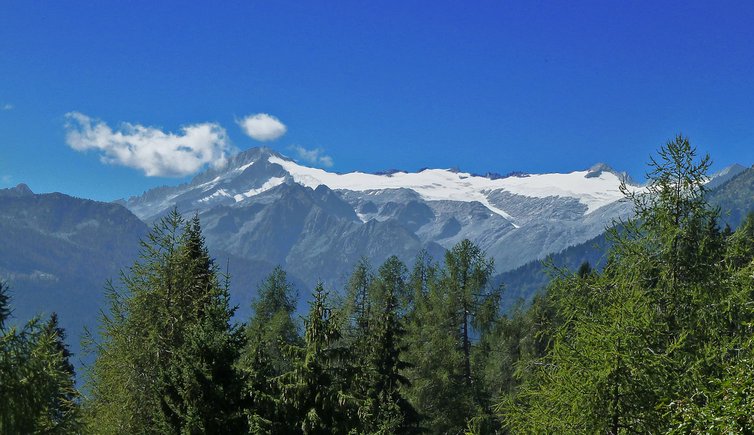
[4,136,754,433]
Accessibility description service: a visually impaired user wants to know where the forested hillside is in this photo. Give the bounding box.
[4,136,754,433]
[0,185,148,364]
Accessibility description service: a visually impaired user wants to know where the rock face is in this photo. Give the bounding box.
[121,147,636,294]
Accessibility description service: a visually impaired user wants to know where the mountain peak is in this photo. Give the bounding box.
[190,147,288,185]
[222,146,287,171]
[712,163,746,178]
[0,183,34,197]
[707,163,748,190]
[585,163,616,176]
[585,163,635,184]
[14,183,33,195]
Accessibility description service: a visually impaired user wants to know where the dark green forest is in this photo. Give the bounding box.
[4,136,754,433]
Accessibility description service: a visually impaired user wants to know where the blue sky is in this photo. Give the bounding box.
[1,1,754,201]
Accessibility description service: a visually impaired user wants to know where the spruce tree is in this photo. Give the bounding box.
[0,283,80,433]
[85,210,244,433]
[278,283,359,434]
[239,266,301,432]
[360,256,419,433]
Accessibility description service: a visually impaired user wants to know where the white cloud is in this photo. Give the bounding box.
[1,175,12,185]
[1,103,12,111]
[289,145,334,168]
[238,113,287,141]
[64,112,232,177]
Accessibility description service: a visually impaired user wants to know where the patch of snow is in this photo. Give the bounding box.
[198,189,232,203]
[269,156,631,218]
[355,212,370,223]
[233,177,286,202]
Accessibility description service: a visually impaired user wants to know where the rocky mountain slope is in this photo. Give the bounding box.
[122,147,637,291]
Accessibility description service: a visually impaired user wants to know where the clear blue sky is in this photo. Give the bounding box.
[2,1,754,201]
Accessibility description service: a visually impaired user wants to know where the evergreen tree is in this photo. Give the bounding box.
[443,239,500,391]
[337,258,375,408]
[239,266,301,432]
[668,217,754,432]
[500,135,730,433]
[404,250,465,432]
[37,312,80,433]
[342,257,374,335]
[278,283,359,434]
[0,283,80,433]
[404,241,501,432]
[85,210,244,433]
[360,256,419,433]
[725,212,754,269]
[0,281,9,330]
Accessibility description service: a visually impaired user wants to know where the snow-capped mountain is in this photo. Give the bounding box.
[707,163,748,190]
[122,147,636,290]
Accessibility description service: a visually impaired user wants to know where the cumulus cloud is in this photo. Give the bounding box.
[1,103,12,111]
[289,145,334,168]
[238,113,287,141]
[64,112,232,177]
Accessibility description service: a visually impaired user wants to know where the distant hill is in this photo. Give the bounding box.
[708,165,754,228]
[0,184,148,365]
[497,231,611,310]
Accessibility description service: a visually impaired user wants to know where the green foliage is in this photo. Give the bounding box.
[0,283,80,433]
[238,266,301,432]
[15,136,754,433]
[403,241,503,433]
[84,210,244,434]
[278,283,359,434]
[500,135,745,433]
[359,256,419,433]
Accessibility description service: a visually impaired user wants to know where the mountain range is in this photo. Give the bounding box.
[119,147,636,291]
[3,147,753,365]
